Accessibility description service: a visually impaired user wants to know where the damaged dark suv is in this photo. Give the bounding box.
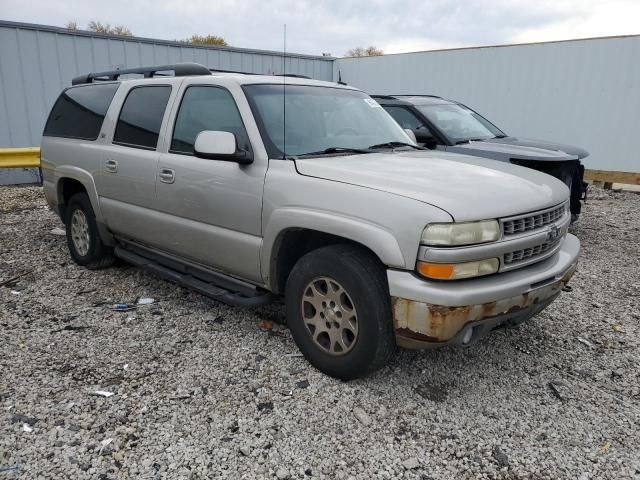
[374,95,588,220]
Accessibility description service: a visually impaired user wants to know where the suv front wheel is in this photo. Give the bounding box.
[64,192,115,270]
[285,244,396,380]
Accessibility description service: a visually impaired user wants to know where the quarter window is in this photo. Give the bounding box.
[171,86,250,155]
[113,86,171,150]
[44,83,119,140]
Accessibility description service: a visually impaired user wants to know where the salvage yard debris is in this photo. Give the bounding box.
[110,303,136,311]
[548,381,566,402]
[91,390,114,398]
[0,270,33,288]
[576,337,596,349]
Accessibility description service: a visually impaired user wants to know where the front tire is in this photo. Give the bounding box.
[64,193,115,270]
[285,244,396,380]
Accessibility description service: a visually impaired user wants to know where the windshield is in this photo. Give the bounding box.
[243,84,413,157]
[416,103,505,143]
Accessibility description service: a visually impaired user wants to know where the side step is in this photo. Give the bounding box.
[114,246,272,308]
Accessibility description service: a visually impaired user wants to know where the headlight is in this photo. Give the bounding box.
[417,258,500,280]
[421,220,500,246]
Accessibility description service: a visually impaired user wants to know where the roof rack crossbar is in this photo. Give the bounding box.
[71,62,211,85]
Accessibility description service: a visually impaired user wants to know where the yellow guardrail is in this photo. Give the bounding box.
[0,147,41,168]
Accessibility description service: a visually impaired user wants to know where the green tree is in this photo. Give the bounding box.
[185,34,228,46]
[345,46,384,57]
[87,21,133,36]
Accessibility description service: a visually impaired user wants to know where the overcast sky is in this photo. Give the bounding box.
[1,0,639,56]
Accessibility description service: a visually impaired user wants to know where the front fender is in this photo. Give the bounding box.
[261,207,406,287]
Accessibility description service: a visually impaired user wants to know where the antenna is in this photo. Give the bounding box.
[282,24,287,159]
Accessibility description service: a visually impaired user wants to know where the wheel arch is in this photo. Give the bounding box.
[55,166,114,246]
[262,208,406,294]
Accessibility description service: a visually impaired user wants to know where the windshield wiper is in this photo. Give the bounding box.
[368,141,424,150]
[297,147,373,157]
[455,138,486,145]
[493,134,508,139]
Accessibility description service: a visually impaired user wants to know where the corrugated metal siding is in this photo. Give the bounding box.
[0,20,334,151]
[336,36,640,173]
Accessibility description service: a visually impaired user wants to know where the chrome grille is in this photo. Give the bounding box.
[503,238,560,265]
[502,204,566,236]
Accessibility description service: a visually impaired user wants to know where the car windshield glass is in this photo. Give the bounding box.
[416,103,505,142]
[243,84,413,157]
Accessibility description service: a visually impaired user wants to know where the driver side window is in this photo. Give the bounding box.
[170,86,250,155]
[383,106,427,131]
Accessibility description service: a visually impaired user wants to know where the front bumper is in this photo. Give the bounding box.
[388,233,580,348]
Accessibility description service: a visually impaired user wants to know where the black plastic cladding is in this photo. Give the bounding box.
[71,63,212,85]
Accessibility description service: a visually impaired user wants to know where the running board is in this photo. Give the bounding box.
[114,246,272,308]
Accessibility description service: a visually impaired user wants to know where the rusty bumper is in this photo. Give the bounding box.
[388,234,580,349]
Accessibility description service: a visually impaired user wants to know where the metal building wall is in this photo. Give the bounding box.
[335,36,640,174]
[0,20,333,158]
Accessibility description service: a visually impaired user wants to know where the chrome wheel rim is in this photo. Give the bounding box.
[70,209,90,256]
[301,277,358,356]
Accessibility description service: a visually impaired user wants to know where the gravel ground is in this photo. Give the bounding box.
[1,185,639,480]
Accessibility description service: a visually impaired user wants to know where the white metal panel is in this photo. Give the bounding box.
[0,21,334,184]
[0,24,333,142]
[336,36,640,173]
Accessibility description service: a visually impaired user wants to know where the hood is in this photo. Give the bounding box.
[294,150,569,222]
[447,136,589,162]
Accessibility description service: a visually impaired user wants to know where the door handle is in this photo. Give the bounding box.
[159,168,175,184]
[105,159,118,173]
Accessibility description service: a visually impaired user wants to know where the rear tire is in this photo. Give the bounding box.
[285,244,396,380]
[64,193,115,270]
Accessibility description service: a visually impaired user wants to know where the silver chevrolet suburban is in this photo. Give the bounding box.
[41,63,580,379]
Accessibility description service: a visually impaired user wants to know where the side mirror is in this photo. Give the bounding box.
[194,131,253,164]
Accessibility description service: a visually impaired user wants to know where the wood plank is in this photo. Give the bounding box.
[584,169,640,185]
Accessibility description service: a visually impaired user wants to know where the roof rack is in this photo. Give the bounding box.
[71,62,211,85]
[209,68,311,79]
[277,73,311,79]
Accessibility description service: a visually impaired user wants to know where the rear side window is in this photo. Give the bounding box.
[170,86,250,155]
[113,86,171,150]
[44,83,119,140]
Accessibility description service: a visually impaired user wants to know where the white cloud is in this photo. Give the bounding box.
[512,0,640,44]
[1,0,638,56]
[382,38,453,54]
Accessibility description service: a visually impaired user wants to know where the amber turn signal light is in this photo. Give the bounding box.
[416,258,500,280]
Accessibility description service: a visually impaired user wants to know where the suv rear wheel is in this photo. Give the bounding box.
[285,244,396,380]
[64,193,115,269]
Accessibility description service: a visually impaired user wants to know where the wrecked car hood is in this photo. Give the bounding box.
[445,136,589,162]
[294,150,569,222]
